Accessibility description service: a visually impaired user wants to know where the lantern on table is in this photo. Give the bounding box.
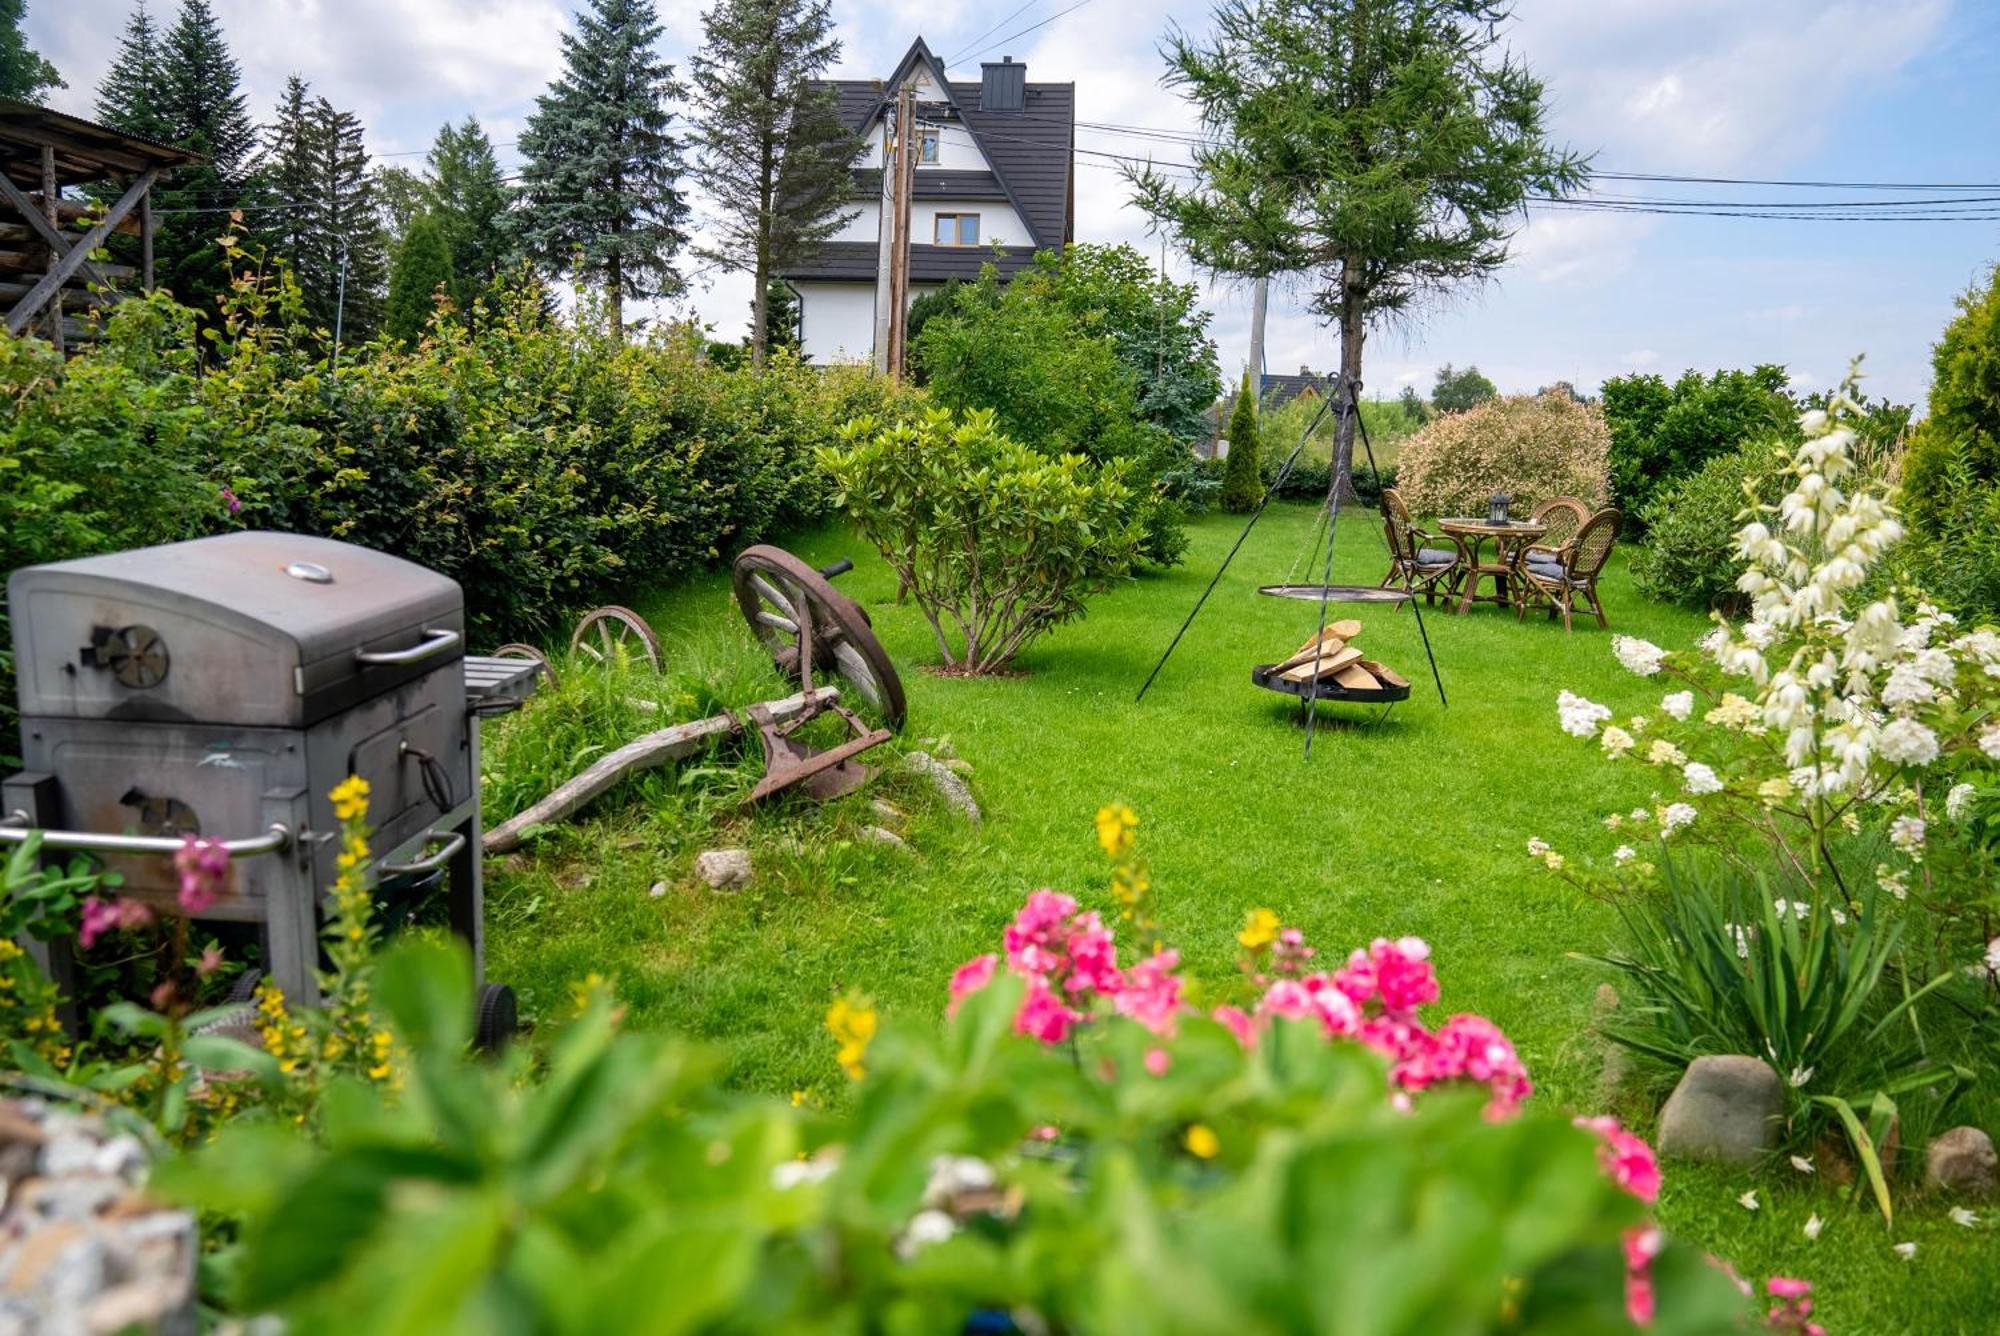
[1487,492,1512,525]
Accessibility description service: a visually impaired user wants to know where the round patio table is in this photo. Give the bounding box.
[1437,517,1547,615]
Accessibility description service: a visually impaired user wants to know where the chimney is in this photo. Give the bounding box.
[980,56,1026,113]
[1300,365,1311,377]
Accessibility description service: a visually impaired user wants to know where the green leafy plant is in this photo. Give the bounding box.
[1600,365,1797,527]
[1630,442,1789,611]
[1586,858,1970,1222]
[822,408,1140,673]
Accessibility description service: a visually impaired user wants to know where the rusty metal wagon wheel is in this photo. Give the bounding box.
[732,546,906,732]
[570,606,662,671]
[491,642,558,687]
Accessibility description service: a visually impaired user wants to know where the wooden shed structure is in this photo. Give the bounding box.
[0,99,198,351]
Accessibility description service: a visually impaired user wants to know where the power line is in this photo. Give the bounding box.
[956,0,1096,67]
[945,0,1044,66]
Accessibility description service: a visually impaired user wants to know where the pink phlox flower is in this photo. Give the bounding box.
[1144,1046,1170,1076]
[1576,1115,1662,1205]
[1003,889,1078,974]
[1368,936,1439,1014]
[1621,1226,1663,1327]
[172,835,231,914]
[1113,948,1184,1035]
[1015,975,1084,1044]
[1063,911,1122,996]
[1624,1266,1655,1327]
[220,485,242,514]
[1429,1014,1532,1118]
[78,895,153,949]
[1763,1276,1823,1335]
[1259,973,1360,1037]
[1212,1004,1259,1048]
[948,953,998,1015]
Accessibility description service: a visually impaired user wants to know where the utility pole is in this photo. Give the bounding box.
[41,146,62,355]
[1245,273,1269,406]
[883,83,916,379]
[331,242,350,375]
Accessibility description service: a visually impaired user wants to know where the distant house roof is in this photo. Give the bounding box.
[1261,368,1327,410]
[0,98,199,188]
[787,240,1039,285]
[784,36,1074,285]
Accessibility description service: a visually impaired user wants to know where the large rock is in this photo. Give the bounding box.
[1926,1126,1998,1196]
[694,848,753,891]
[906,752,981,823]
[1657,1055,1784,1164]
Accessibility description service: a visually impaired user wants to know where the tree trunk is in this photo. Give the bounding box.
[750,248,770,370]
[607,253,624,343]
[1330,262,1366,509]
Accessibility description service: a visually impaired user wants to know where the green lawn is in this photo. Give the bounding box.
[484,503,1996,1333]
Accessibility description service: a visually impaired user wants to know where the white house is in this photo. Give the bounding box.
[780,37,1076,365]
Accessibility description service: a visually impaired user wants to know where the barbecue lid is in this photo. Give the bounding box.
[9,532,465,726]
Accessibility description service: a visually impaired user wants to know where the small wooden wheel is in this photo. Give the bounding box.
[570,606,662,671]
[491,642,558,687]
[732,546,906,731]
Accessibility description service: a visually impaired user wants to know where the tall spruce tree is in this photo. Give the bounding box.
[258,79,388,340]
[516,0,689,339]
[1131,0,1585,502]
[95,2,168,138]
[690,0,856,366]
[385,212,454,344]
[0,0,61,102]
[152,0,259,316]
[426,118,515,310]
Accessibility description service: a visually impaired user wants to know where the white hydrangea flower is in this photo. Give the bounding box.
[1877,718,1940,767]
[1889,815,1926,859]
[1682,761,1723,795]
[1600,725,1635,759]
[1646,739,1687,767]
[1705,692,1759,729]
[1612,635,1668,677]
[1946,782,1976,822]
[1613,845,1636,865]
[1876,864,1909,900]
[1661,802,1697,835]
[1880,664,1935,709]
[1526,837,1551,857]
[1660,690,1694,721]
[1982,725,2000,761]
[1556,690,1613,738]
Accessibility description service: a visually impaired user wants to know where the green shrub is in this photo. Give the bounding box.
[1394,390,1610,518]
[911,259,1194,567]
[1900,265,2000,615]
[821,408,1139,673]
[1600,365,1797,525]
[1629,443,1788,611]
[1219,374,1261,511]
[1431,361,1496,413]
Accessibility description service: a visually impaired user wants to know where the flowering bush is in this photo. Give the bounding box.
[1394,389,1612,518]
[1541,365,2000,1213]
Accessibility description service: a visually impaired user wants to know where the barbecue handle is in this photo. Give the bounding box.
[355,628,460,666]
[0,815,291,858]
[378,829,465,875]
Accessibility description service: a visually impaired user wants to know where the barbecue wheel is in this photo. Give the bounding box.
[731,546,906,731]
[474,982,518,1054]
[570,606,662,672]
[100,624,169,688]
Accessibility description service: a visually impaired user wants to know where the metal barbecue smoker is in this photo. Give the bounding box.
[3,532,519,1047]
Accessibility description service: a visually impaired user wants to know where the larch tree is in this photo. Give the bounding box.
[260,75,318,281]
[516,0,689,340]
[260,78,388,340]
[385,212,454,344]
[426,118,516,312]
[95,2,168,138]
[0,0,61,102]
[1129,0,1586,503]
[690,0,857,367]
[152,0,259,317]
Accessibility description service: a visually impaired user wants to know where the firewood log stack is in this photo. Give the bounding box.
[1269,620,1410,693]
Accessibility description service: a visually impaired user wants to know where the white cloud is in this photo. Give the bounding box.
[1621,349,1660,369]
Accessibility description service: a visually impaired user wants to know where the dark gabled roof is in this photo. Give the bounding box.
[1262,371,1327,409]
[849,168,1010,202]
[817,37,1073,251]
[0,98,199,188]
[780,241,1037,285]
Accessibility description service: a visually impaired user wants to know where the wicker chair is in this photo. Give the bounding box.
[1379,488,1466,605]
[1516,507,1622,631]
[1524,496,1590,563]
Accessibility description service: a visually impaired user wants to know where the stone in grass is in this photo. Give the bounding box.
[1657,1055,1784,1165]
[860,825,909,851]
[1926,1126,1998,1196]
[906,752,980,823]
[694,848,753,891]
[1592,984,1632,1105]
[870,798,904,824]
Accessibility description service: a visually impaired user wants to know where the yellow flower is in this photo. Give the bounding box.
[1237,908,1280,952]
[826,995,877,1081]
[790,1089,807,1107]
[1184,1124,1220,1159]
[330,775,371,822]
[1095,804,1138,858]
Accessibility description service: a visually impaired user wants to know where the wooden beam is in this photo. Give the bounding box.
[39,146,58,353]
[0,171,115,294]
[5,168,155,336]
[140,192,153,291]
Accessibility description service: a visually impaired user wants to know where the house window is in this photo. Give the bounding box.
[933,213,980,246]
[918,129,940,164]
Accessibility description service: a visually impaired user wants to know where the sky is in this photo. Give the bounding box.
[28,0,2000,406]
